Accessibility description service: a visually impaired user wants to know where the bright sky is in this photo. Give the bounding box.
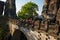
[1,0,44,15]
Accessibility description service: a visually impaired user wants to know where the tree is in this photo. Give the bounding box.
[18,2,39,19]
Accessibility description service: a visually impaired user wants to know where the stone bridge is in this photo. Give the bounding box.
[8,21,57,40]
[19,27,57,40]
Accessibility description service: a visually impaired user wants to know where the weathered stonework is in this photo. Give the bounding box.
[40,0,60,39]
[4,0,16,18]
[0,0,17,40]
[0,0,60,40]
[0,1,4,16]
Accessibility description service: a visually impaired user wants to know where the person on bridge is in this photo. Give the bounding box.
[28,18,33,29]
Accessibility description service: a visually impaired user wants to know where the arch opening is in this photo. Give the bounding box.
[12,29,27,40]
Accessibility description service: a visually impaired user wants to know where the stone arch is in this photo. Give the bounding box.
[19,27,39,40]
[12,29,27,40]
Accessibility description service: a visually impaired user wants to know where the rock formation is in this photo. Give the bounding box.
[4,0,16,18]
[0,0,17,40]
[0,0,60,40]
[0,1,4,16]
[38,0,60,39]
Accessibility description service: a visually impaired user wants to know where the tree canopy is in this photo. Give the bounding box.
[18,2,39,19]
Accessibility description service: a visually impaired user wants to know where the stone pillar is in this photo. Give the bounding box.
[42,0,58,20]
[4,0,16,18]
[42,0,50,19]
[42,0,50,13]
[47,0,57,22]
[0,1,4,16]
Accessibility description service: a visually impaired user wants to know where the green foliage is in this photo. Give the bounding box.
[0,16,9,40]
[18,2,39,19]
[0,28,5,40]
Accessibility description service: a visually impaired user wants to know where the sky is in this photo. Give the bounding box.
[1,0,44,15]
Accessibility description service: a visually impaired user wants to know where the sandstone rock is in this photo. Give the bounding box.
[0,1,4,16]
[4,0,16,18]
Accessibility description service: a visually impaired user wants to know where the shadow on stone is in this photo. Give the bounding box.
[12,29,27,40]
